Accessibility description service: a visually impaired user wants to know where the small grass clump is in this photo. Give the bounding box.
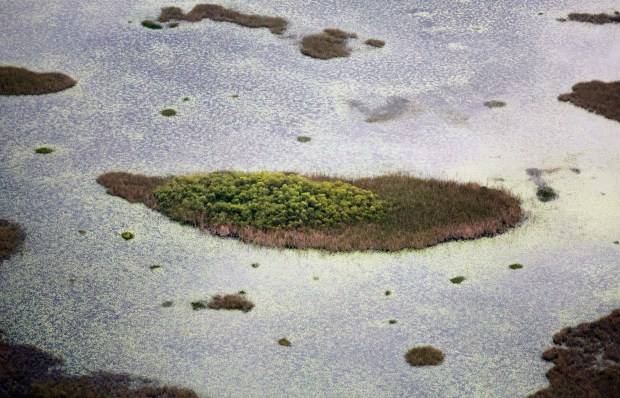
[529,309,620,397]
[278,338,291,347]
[35,147,54,154]
[97,171,522,251]
[484,100,507,108]
[208,294,254,312]
[0,219,24,262]
[296,136,311,143]
[158,4,288,34]
[251,262,260,268]
[389,319,397,324]
[536,185,558,202]
[149,265,162,270]
[0,66,76,95]
[160,108,177,117]
[162,300,174,307]
[385,290,392,296]
[182,96,190,102]
[558,80,620,123]
[300,29,357,59]
[567,12,620,24]
[141,20,163,29]
[450,276,466,284]
[365,38,385,48]
[121,231,134,240]
[405,346,445,366]
[191,301,207,310]
[508,263,523,270]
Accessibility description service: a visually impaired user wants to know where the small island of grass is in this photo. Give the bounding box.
[208,294,254,312]
[365,38,385,48]
[157,4,287,34]
[405,346,445,366]
[300,29,358,59]
[97,171,522,251]
[558,80,620,123]
[566,12,620,24]
[0,219,23,262]
[35,147,54,154]
[0,66,76,95]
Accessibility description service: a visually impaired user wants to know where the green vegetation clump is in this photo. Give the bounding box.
[450,276,466,284]
[278,338,291,347]
[0,66,76,95]
[121,231,134,240]
[537,185,558,202]
[509,263,523,270]
[385,290,392,296]
[251,262,260,268]
[141,20,163,29]
[296,136,311,143]
[35,147,54,154]
[153,171,385,230]
[365,38,385,48]
[191,301,207,310]
[405,346,445,366]
[0,219,23,261]
[389,319,397,324]
[149,265,162,270]
[160,108,177,117]
[162,300,174,307]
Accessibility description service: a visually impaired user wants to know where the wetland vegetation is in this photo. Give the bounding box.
[0,66,76,95]
[405,346,445,366]
[0,220,23,262]
[558,80,620,123]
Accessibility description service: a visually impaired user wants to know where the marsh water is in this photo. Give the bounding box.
[1,0,619,396]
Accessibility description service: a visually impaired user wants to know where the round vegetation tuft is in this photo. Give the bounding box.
[160,108,177,117]
[536,185,558,202]
[35,147,54,154]
[405,346,445,366]
[162,300,174,307]
[389,319,398,324]
[278,338,292,347]
[385,290,392,296]
[508,263,523,270]
[121,231,134,240]
[483,100,507,108]
[450,276,466,284]
[97,171,523,251]
[0,66,76,95]
[149,264,162,270]
[141,20,163,29]
[251,262,260,268]
[296,136,311,143]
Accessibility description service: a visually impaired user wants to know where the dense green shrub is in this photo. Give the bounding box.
[153,172,385,230]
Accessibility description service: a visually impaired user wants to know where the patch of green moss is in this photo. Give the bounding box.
[385,290,392,296]
[35,147,54,154]
[191,301,206,310]
[121,231,134,240]
[149,264,162,270]
[182,97,190,102]
[296,136,311,143]
[450,276,466,284]
[141,20,163,29]
[153,171,385,230]
[278,338,291,347]
[251,262,260,268]
[160,108,177,117]
[537,185,558,202]
[389,319,397,324]
[508,263,523,270]
[230,94,239,99]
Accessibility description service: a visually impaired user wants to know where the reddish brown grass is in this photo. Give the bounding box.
[97,172,522,252]
[528,309,620,398]
[157,4,288,34]
[558,80,620,123]
[568,12,620,24]
[0,219,23,262]
[208,294,254,312]
[323,28,357,39]
[300,32,352,59]
[0,66,76,95]
[365,38,385,48]
[405,346,445,366]
[0,334,199,398]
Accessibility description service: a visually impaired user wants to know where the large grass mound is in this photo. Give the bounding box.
[0,66,76,95]
[558,80,620,123]
[97,171,522,251]
[529,309,620,398]
[0,219,23,262]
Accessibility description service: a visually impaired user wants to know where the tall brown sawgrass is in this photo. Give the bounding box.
[158,4,287,34]
[558,80,620,123]
[0,66,76,95]
[0,219,23,261]
[528,309,620,397]
[97,172,522,252]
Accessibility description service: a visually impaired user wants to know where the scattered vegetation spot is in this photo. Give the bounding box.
[558,80,620,123]
[208,294,254,312]
[385,290,392,296]
[484,100,507,108]
[405,346,445,366]
[149,265,162,270]
[141,20,163,29]
[567,12,620,24]
[365,38,385,48]
[450,276,466,284]
[191,301,207,310]
[300,29,357,59]
[278,338,291,347]
[251,262,260,268]
[162,300,174,307]
[509,263,523,270]
[389,319,397,324]
[160,108,177,117]
[35,147,54,154]
[1,220,24,262]
[0,66,76,95]
[537,185,558,202]
[182,96,190,102]
[121,231,134,240]
[296,136,311,143]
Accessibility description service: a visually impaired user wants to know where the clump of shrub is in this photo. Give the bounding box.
[536,185,558,202]
[567,12,620,24]
[141,20,163,29]
[208,294,254,312]
[153,171,385,230]
[35,147,54,154]
[450,276,466,284]
[191,301,207,310]
[384,290,392,296]
[98,171,523,251]
[508,263,523,270]
[278,338,291,347]
[160,108,177,117]
[0,66,76,95]
[405,346,445,366]
[558,80,620,123]
[157,4,288,34]
[365,38,385,48]
[528,309,620,397]
[300,29,356,59]
[389,319,397,324]
[149,265,162,270]
[483,100,506,108]
[0,219,23,262]
[162,300,174,307]
[121,231,134,240]
[296,136,311,143]
[251,262,259,268]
